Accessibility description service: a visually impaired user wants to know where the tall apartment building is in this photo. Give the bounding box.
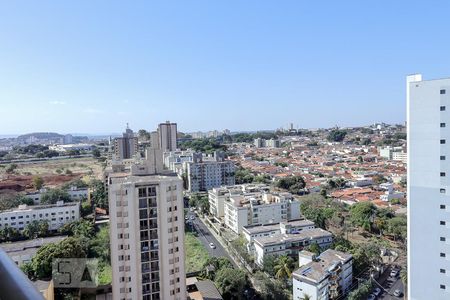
[108,149,186,300]
[158,121,177,152]
[185,151,235,192]
[408,74,450,299]
[114,126,138,160]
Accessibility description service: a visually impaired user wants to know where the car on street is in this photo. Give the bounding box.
[209,242,216,249]
[367,294,376,300]
[393,289,402,297]
[190,215,195,220]
[373,287,382,297]
[390,269,399,277]
[185,216,189,220]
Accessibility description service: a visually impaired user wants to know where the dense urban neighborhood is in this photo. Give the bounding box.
[0,121,407,300]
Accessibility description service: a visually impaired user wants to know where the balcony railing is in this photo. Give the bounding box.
[0,248,45,300]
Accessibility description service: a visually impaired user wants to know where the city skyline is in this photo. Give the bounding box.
[2,1,450,134]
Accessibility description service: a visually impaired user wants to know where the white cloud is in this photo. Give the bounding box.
[49,100,66,105]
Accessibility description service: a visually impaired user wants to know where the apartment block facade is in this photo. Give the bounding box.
[185,152,235,192]
[0,201,80,232]
[408,74,450,299]
[108,159,186,300]
[114,127,138,160]
[293,249,353,300]
[224,191,301,234]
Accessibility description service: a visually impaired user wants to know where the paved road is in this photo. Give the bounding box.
[186,211,237,267]
[377,266,405,300]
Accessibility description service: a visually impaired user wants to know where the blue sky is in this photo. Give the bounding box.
[1,1,450,135]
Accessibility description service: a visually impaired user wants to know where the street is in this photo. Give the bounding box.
[376,266,405,300]
[186,210,237,267]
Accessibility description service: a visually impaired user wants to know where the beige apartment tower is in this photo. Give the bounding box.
[158,121,177,152]
[108,156,186,300]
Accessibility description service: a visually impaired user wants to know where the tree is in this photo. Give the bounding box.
[235,168,255,184]
[387,216,407,241]
[327,129,347,142]
[276,176,306,195]
[349,202,377,231]
[307,242,321,256]
[30,237,86,279]
[32,175,44,190]
[40,188,71,204]
[273,255,295,280]
[262,255,277,276]
[90,180,108,209]
[214,268,248,300]
[92,148,101,158]
[23,220,49,239]
[59,219,95,238]
[138,129,151,140]
[347,280,372,300]
[89,225,110,262]
[253,271,288,300]
[200,257,233,280]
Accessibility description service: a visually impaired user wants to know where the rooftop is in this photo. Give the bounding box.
[254,228,332,247]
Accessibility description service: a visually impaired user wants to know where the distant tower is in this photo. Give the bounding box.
[114,125,138,159]
[158,121,177,152]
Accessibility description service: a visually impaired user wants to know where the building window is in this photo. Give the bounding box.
[441,140,446,144]
[441,156,446,161]
[441,253,446,257]
[440,284,446,289]
[441,205,446,209]
[442,106,447,111]
[441,237,446,242]
[441,89,447,95]
[441,269,446,274]
[441,221,446,225]
[442,123,446,128]
[441,189,446,194]
[441,172,446,177]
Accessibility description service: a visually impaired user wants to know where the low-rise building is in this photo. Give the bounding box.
[224,191,301,234]
[293,249,353,300]
[242,219,315,253]
[253,228,333,266]
[0,201,80,232]
[208,184,270,219]
[25,187,89,205]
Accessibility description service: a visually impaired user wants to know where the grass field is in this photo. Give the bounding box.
[185,232,210,273]
[12,157,103,177]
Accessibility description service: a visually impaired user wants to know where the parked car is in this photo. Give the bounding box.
[190,215,195,220]
[367,294,376,300]
[373,287,382,297]
[209,242,216,249]
[390,270,399,277]
[393,289,402,297]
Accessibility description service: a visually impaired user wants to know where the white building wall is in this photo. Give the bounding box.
[408,74,450,300]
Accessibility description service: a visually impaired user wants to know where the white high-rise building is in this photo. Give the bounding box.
[158,121,177,152]
[108,150,186,300]
[408,74,450,299]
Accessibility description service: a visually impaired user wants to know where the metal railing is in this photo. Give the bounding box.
[0,248,45,300]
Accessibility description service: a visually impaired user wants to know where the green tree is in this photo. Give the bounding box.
[276,176,306,195]
[23,220,49,239]
[40,188,71,204]
[92,148,101,158]
[262,255,277,276]
[347,280,372,300]
[214,268,248,300]
[32,175,44,190]
[273,255,295,280]
[90,179,108,209]
[59,219,95,239]
[307,242,321,256]
[349,202,377,231]
[253,271,288,300]
[327,129,347,142]
[30,237,86,279]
